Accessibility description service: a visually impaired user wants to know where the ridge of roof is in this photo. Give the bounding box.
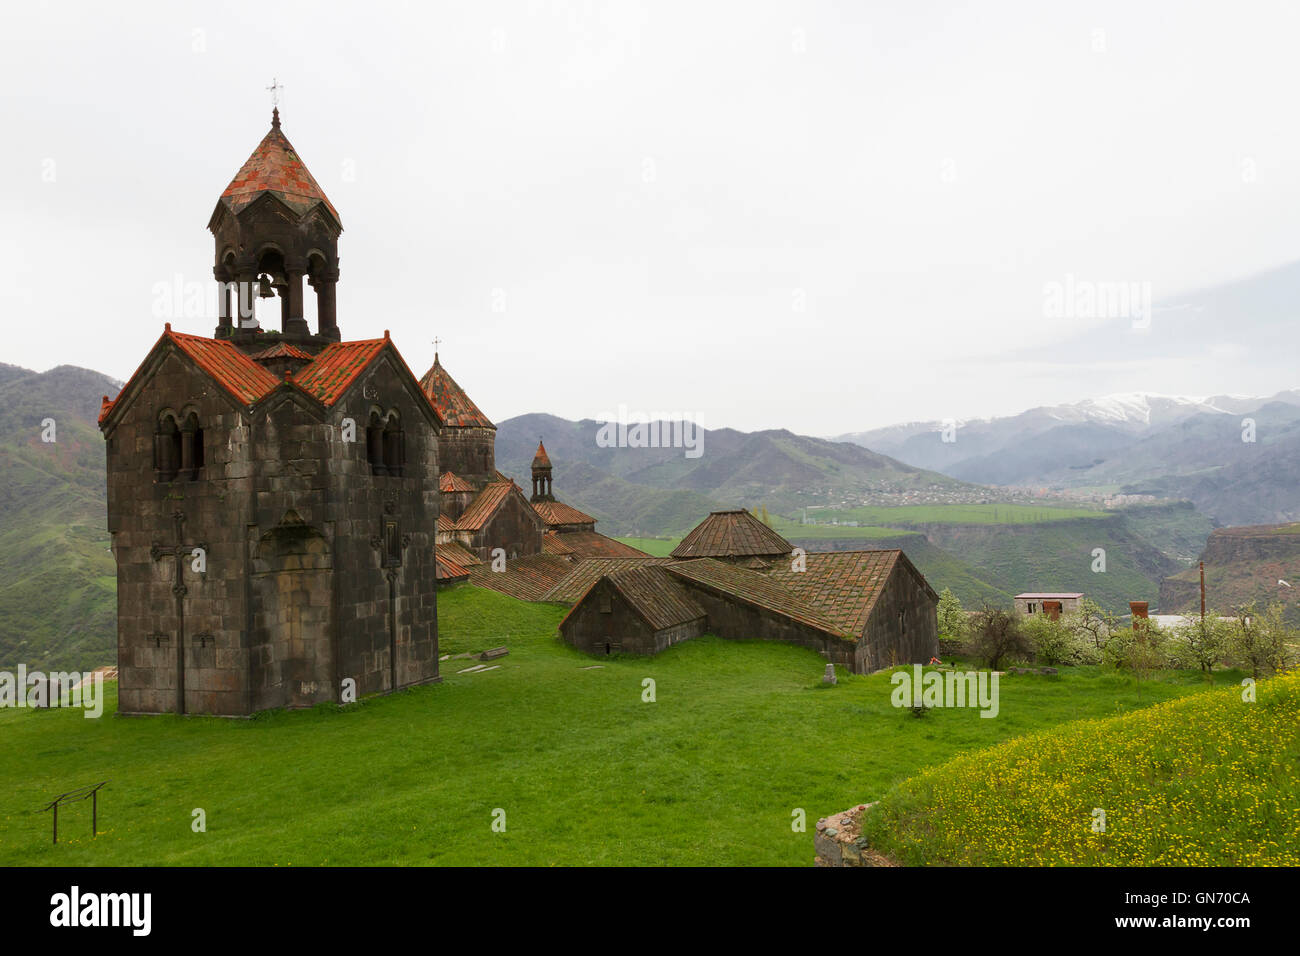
[665,557,850,639]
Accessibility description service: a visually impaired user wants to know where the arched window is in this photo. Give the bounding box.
[366,410,387,476]
[383,412,404,478]
[181,412,204,480]
[154,413,181,482]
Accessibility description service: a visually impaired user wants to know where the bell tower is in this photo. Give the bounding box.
[531,440,554,502]
[208,102,343,350]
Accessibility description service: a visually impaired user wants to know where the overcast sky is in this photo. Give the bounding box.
[3,0,1299,434]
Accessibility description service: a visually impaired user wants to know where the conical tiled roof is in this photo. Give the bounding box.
[532,440,551,468]
[671,509,793,559]
[217,110,341,224]
[418,355,494,429]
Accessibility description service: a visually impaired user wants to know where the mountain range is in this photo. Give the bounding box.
[834,389,1300,526]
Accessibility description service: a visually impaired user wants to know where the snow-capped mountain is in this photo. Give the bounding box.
[833,388,1300,525]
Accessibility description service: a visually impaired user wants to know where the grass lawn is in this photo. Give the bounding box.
[614,536,680,557]
[0,586,1235,866]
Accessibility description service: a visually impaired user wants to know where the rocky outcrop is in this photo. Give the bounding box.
[814,803,898,867]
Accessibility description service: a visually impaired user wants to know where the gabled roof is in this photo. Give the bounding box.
[466,554,576,601]
[436,513,457,533]
[439,471,478,494]
[292,338,387,405]
[665,558,849,639]
[541,557,673,604]
[436,553,471,582]
[418,355,494,429]
[250,342,313,360]
[765,550,930,637]
[532,441,551,468]
[563,565,705,634]
[438,540,482,567]
[542,532,577,556]
[671,509,792,559]
[455,481,540,533]
[216,112,341,225]
[99,325,281,425]
[532,499,596,528]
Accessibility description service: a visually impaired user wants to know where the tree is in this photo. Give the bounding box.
[968,604,1032,670]
[1173,611,1229,675]
[936,587,966,640]
[1228,602,1293,679]
[1067,598,1117,653]
[1022,612,1080,665]
[1104,621,1168,699]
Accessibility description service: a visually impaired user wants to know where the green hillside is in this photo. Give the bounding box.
[0,586,1222,867]
[0,366,119,671]
[858,670,1300,865]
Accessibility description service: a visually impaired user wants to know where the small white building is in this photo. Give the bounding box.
[1015,592,1084,617]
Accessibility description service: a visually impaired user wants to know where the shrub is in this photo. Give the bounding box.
[1022,613,1093,665]
[968,604,1033,670]
[1226,602,1295,679]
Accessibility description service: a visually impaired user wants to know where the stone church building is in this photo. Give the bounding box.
[99,109,443,716]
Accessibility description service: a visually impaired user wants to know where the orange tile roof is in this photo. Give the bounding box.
[672,509,792,559]
[250,342,313,360]
[101,326,279,424]
[542,532,577,556]
[436,553,471,582]
[765,550,909,637]
[418,356,494,429]
[439,471,478,493]
[292,338,386,406]
[455,481,538,533]
[218,114,340,224]
[666,558,850,639]
[532,499,596,528]
[104,328,284,426]
[438,540,482,567]
[436,513,457,533]
[532,441,551,467]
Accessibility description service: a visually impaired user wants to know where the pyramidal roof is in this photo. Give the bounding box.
[671,509,793,559]
[418,354,494,429]
[532,440,551,468]
[216,109,341,225]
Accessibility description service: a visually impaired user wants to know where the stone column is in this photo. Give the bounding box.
[234,255,259,331]
[283,256,309,336]
[313,267,340,341]
[213,265,233,338]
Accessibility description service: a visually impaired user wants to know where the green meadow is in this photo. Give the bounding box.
[0,587,1231,866]
[792,503,1105,527]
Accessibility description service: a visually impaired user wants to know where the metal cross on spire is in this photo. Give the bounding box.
[267,77,284,107]
[433,336,442,359]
